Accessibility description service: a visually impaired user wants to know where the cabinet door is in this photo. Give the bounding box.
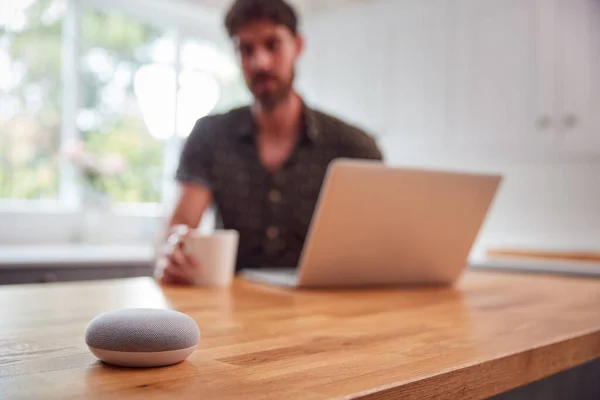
[299,5,386,135]
[453,0,553,153]
[556,0,600,154]
[382,0,452,147]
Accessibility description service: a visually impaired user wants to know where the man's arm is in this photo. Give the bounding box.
[154,116,217,284]
[154,182,213,284]
[357,135,384,161]
[325,114,384,161]
[345,128,384,161]
[160,182,213,242]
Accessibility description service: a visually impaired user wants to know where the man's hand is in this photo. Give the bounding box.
[155,224,200,285]
[154,182,212,285]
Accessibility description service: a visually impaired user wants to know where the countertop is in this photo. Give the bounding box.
[0,270,599,399]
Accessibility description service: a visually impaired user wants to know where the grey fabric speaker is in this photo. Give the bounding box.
[85,308,200,367]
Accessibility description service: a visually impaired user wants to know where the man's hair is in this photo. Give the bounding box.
[224,0,299,38]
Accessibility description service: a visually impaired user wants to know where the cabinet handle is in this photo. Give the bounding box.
[563,114,578,128]
[536,115,551,130]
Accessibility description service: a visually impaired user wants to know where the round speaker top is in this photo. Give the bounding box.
[85,308,200,353]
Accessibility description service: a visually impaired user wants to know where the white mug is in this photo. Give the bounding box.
[181,230,239,287]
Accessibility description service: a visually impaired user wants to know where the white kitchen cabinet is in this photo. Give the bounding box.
[300,0,600,160]
[451,0,600,159]
[555,0,600,154]
[299,4,386,136]
[452,0,555,154]
[380,0,452,146]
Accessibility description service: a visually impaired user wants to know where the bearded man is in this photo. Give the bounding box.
[155,0,383,284]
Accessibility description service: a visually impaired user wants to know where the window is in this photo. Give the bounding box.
[78,7,170,203]
[0,0,250,208]
[0,0,64,200]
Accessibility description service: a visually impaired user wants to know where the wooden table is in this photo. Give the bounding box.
[1,270,599,399]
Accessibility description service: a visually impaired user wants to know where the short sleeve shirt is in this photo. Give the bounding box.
[176,104,383,271]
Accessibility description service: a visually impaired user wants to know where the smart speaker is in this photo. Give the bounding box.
[85,308,200,368]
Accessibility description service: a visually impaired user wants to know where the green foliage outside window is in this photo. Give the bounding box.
[0,0,62,199]
[78,7,166,203]
[0,0,250,204]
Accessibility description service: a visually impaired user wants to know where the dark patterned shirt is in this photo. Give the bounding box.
[175,103,383,271]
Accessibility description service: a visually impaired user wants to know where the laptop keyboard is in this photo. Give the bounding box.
[240,268,299,286]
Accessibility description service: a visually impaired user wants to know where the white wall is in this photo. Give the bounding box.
[471,162,600,252]
[377,136,600,253]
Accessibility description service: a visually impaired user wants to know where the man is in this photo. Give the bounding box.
[155,0,383,284]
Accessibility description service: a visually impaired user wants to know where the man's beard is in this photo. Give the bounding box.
[250,69,294,110]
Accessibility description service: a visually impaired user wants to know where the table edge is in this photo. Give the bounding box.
[347,329,600,400]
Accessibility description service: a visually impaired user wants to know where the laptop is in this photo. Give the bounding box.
[240,158,502,288]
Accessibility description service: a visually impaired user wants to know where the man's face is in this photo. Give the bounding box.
[233,20,303,109]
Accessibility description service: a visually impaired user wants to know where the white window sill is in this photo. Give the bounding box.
[0,199,166,218]
[0,244,156,269]
[0,199,74,214]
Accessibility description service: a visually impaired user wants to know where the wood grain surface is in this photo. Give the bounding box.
[1,270,599,399]
[487,249,600,263]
